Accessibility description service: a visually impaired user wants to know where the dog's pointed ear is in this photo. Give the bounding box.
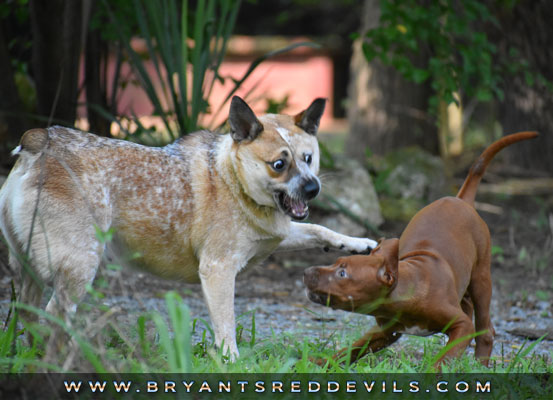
[376,238,400,289]
[229,96,263,142]
[294,98,326,135]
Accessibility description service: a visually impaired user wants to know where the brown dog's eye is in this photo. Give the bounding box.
[338,268,347,278]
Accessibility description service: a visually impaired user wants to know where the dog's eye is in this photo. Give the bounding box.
[338,268,347,278]
[304,154,313,165]
[272,159,286,171]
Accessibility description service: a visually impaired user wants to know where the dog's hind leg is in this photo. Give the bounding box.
[460,293,474,321]
[40,245,102,364]
[17,256,45,326]
[468,261,494,366]
[44,251,101,325]
[435,310,475,368]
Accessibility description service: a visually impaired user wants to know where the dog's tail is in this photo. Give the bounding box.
[456,131,538,205]
[13,128,49,156]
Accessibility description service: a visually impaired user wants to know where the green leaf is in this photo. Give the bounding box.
[362,42,377,61]
[476,88,493,102]
[412,68,430,83]
[536,290,549,301]
[491,245,504,256]
[524,70,535,86]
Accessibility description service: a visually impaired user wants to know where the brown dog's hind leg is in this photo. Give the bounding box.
[435,312,475,368]
[460,293,474,321]
[467,272,494,366]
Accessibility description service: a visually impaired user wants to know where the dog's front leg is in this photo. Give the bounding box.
[312,325,401,366]
[278,222,377,253]
[199,259,239,361]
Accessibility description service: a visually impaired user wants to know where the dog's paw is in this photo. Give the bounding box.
[309,356,330,367]
[342,238,377,255]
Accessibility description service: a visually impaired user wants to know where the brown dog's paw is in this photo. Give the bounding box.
[309,356,330,367]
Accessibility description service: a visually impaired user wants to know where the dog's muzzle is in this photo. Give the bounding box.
[302,178,320,200]
[275,178,320,220]
[303,266,319,289]
[307,290,330,305]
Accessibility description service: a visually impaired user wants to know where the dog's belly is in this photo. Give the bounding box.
[108,223,283,283]
[109,228,201,283]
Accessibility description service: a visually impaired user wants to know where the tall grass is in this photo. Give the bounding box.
[2,289,551,374]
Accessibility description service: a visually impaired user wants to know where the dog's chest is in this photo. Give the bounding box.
[399,325,434,337]
[241,237,282,271]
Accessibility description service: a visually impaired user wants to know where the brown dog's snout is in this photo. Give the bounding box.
[303,266,320,289]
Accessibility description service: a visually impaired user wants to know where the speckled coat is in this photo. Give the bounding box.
[0,97,376,358]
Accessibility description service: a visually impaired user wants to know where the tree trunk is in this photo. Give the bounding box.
[497,0,553,174]
[0,21,31,165]
[84,0,112,136]
[346,0,437,162]
[29,0,83,126]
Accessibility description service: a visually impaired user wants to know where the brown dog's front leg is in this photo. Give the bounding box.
[314,325,401,367]
[342,326,402,364]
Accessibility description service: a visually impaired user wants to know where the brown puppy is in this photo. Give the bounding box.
[304,131,538,367]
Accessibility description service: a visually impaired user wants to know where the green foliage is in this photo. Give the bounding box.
[0,0,29,24]
[151,292,192,372]
[265,95,289,114]
[359,0,550,113]
[90,0,138,42]
[105,0,242,142]
[1,299,552,374]
[104,0,319,143]
[491,245,505,263]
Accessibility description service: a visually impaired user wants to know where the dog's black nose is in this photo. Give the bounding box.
[302,179,320,200]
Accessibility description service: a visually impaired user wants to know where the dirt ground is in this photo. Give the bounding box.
[0,170,552,365]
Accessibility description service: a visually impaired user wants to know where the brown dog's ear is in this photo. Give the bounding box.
[294,98,326,135]
[376,238,400,289]
[229,96,263,142]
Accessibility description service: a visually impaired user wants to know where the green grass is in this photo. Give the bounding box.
[1,291,551,374]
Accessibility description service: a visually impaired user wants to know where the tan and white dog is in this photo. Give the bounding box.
[0,96,376,358]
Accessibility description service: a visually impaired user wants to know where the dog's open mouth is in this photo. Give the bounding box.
[307,290,332,306]
[275,191,309,220]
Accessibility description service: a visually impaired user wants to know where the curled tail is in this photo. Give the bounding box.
[456,131,538,205]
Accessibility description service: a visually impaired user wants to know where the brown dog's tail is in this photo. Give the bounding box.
[456,131,538,205]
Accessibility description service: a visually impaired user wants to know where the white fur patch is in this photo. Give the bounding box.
[276,127,292,146]
[401,326,434,336]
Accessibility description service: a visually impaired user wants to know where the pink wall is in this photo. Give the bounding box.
[203,56,334,128]
[78,37,335,133]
